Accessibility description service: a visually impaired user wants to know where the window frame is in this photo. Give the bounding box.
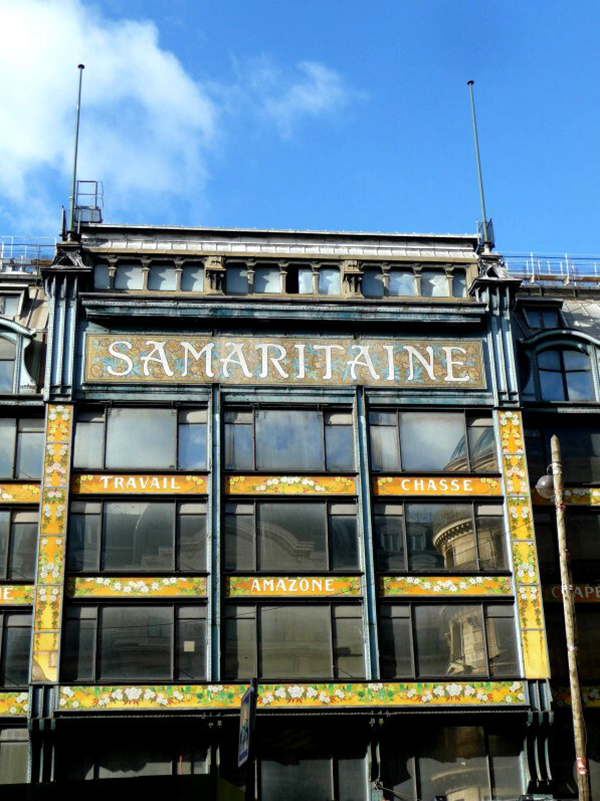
[368,408,499,474]
[67,498,208,574]
[0,507,38,582]
[0,417,44,480]
[223,498,359,573]
[223,405,356,473]
[72,406,209,472]
[535,345,595,402]
[223,601,366,681]
[373,501,508,574]
[61,602,207,683]
[0,610,32,688]
[379,601,520,680]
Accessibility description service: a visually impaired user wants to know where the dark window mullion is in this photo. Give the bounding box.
[94,606,100,682]
[98,503,105,572]
[102,412,108,470]
[396,410,402,471]
[462,412,471,472]
[480,604,491,679]
[171,502,177,572]
[401,503,408,571]
[251,408,257,471]
[3,512,11,579]
[320,410,326,470]
[0,613,5,679]
[253,502,259,572]
[12,424,18,479]
[172,606,177,681]
[329,604,335,678]
[255,605,260,680]
[325,502,331,571]
[483,731,495,800]
[472,502,481,571]
[408,604,417,678]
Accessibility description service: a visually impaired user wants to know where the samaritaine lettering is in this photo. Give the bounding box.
[87,336,485,388]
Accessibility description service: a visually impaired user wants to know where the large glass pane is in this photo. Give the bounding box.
[259,503,326,570]
[298,267,314,294]
[564,349,590,370]
[103,502,173,570]
[261,756,332,801]
[226,266,249,294]
[181,264,204,292]
[8,521,37,580]
[476,508,508,571]
[369,414,400,471]
[1,615,31,686]
[318,267,341,295]
[224,505,254,571]
[256,410,323,470]
[488,728,524,800]
[568,511,600,580]
[399,412,466,472]
[380,606,412,678]
[486,606,519,677]
[540,370,566,401]
[61,609,96,681]
[73,416,103,469]
[68,511,100,571]
[374,506,405,571]
[224,607,255,679]
[176,608,206,680]
[452,269,467,297]
[0,357,13,392]
[538,350,561,370]
[467,418,499,473]
[389,270,416,296]
[420,270,448,297]
[576,610,600,680]
[15,428,43,479]
[178,509,206,571]
[260,606,331,678]
[553,427,600,483]
[333,606,365,678]
[100,607,171,680]
[106,408,175,469]
[0,513,7,578]
[0,736,29,784]
[254,267,281,294]
[324,416,354,470]
[178,411,207,469]
[97,743,173,778]
[114,264,143,290]
[224,411,253,469]
[414,605,486,677]
[361,269,384,298]
[0,420,16,477]
[93,263,110,289]
[566,370,594,401]
[419,727,489,801]
[329,513,359,570]
[406,504,474,571]
[148,263,176,291]
[337,753,369,801]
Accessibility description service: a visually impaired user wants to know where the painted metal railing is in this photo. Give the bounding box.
[503,252,600,288]
[0,236,56,273]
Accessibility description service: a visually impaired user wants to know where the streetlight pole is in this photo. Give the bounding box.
[547,435,591,801]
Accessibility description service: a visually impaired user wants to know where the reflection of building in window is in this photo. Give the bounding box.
[0,338,15,392]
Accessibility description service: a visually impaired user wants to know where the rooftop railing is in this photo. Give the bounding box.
[0,237,56,274]
[503,252,600,288]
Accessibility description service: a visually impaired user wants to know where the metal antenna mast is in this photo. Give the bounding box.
[68,64,85,237]
[467,80,493,251]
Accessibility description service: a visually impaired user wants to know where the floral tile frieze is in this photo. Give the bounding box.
[380,576,512,597]
[226,576,361,597]
[0,692,29,717]
[0,483,40,504]
[225,475,356,495]
[57,681,527,712]
[67,576,207,598]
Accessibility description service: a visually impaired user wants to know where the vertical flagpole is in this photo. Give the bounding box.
[68,64,85,236]
[467,80,490,249]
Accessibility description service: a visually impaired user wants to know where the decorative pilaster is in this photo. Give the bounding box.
[498,409,549,678]
[31,404,73,683]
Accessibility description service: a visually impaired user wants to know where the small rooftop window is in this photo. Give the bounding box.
[525,307,561,329]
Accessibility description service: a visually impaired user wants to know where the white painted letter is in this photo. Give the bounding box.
[347,345,380,381]
[181,342,215,378]
[383,345,395,381]
[106,341,134,377]
[442,346,470,383]
[313,344,344,380]
[141,341,174,377]
[294,344,306,379]
[221,343,252,378]
[404,345,437,382]
[255,344,289,379]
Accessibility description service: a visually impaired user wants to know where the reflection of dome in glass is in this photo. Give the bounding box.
[432,507,477,570]
[430,728,490,801]
[445,427,496,472]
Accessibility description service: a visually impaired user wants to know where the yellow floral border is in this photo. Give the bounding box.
[373,476,501,497]
[226,475,356,495]
[72,474,207,495]
[0,483,40,504]
[225,576,361,597]
[0,585,34,605]
[0,691,29,717]
[67,576,207,598]
[380,576,512,597]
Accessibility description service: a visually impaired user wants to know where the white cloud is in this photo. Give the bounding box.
[0,0,358,231]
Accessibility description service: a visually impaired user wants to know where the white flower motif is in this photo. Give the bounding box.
[16,693,27,703]
[151,583,160,591]
[459,582,468,590]
[476,691,488,701]
[318,692,330,704]
[275,688,286,699]
[156,694,168,706]
[143,689,156,700]
[406,689,417,699]
[112,690,123,700]
[446,684,462,698]
[433,685,446,697]
[173,691,184,701]
[517,693,525,701]
[287,686,304,699]
[208,685,223,693]
[422,582,432,590]
[124,687,142,700]
[505,696,513,703]
[306,687,318,698]
[72,701,80,708]
[63,687,74,697]
[510,681,521,692]
[464,685,476,696]
[262,693,274,705]
[59,699,66,707]
[368,683,383,692]
[421,692,433,702]
[334,689,345,699]
[433,584,442,593]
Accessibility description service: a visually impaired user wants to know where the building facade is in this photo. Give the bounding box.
[0,225,596,798]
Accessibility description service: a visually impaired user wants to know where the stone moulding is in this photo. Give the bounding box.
[57,681,527,712]
[380,576,512,597]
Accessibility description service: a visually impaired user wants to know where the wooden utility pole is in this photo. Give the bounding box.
[551,435,591,801]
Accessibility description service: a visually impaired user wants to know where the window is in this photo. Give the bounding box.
[546,606,600,682]
[61,604,207,682]
[224,408,354,471]
[420,270,448,297]
[369,410,498,473]
[452,269,467,297]
[374,503,507,572]
[114,263,143,290]
[0,613,31,687]
[254,267,281,294]
[0,295,20,318]
[379,603,519,678]
[224,501,358,571]
[226,265,249,294]
[535,509,600,582]
[181,263,204,292]
[388,269,416,297]
[0,510,37,580]
[525,306,560,329]
[361,269,384,298]
[380,723,523,801]
[73,407,207,470]
[93,263,110,289]
[526,422,600,484]
[0,729,28,784]
[0,339,15,392]
[538,348,594,401]
[224,603,365,679]
[148,263,177,291]
[0,418,44,479]
[68,501,207,572]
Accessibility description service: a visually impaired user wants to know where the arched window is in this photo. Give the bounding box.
[0,338,15,393]
[538,347,594,401]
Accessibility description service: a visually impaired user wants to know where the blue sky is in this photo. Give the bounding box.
[0,0,598,255]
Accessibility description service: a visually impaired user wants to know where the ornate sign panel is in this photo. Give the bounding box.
[225,576,361,597]
[72,474,206,495]
[84,335,486,388]
[373,476,501,497]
